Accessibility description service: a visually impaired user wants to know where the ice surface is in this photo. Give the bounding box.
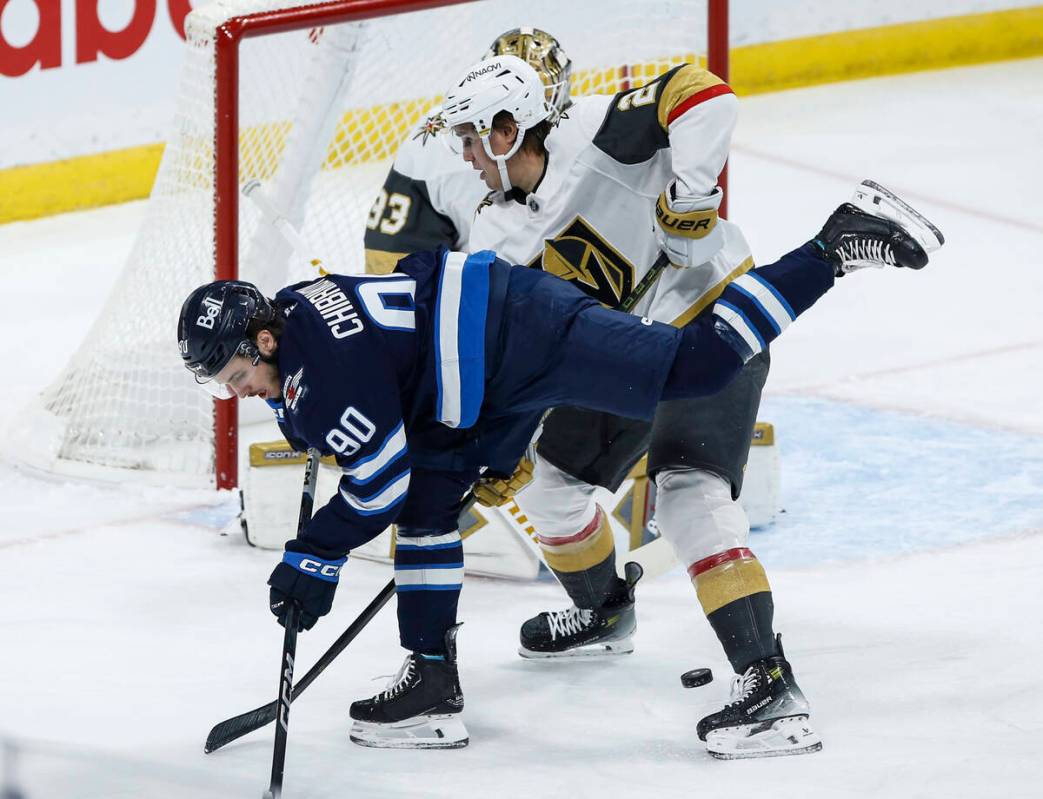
[1,59,1042,797]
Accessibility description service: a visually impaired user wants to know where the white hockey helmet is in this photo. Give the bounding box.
[441,54,552,193]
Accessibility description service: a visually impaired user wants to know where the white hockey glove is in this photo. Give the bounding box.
[654,181,725,269]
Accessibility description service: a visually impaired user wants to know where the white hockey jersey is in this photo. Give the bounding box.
[468,64,754,326]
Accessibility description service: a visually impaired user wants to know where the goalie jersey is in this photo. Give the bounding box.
[469,63,754,325]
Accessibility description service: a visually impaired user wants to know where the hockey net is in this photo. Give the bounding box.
[16,0,726,489]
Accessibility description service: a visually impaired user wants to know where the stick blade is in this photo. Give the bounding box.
[204,700,278,753]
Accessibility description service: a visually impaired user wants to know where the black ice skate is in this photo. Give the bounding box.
[696,635,821,759]
[349,624,467,749]
[519,562,642,659]
[816,180,944,276]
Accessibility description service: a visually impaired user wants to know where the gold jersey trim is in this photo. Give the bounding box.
[668,256,755,328]
[656,64,726,130]
[364,249,407,275]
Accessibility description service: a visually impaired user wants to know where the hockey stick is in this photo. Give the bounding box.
[206,491,479,755]
[262,448,320,799]
[618,252,669,314]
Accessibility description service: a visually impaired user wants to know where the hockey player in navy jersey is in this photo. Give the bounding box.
[178,192,940,749]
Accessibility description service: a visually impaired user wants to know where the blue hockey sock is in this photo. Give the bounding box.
[394,528,464,652]
[712,242,834,361]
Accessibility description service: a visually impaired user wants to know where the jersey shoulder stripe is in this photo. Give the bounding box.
[589,63,731,165]
[657,64,732,128]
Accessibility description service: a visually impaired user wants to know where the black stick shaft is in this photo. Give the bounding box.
[264,450,320,799]
[619,252,669,314]
[267,605,298,799]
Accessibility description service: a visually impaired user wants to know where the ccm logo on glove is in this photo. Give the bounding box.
[283,551,346,582]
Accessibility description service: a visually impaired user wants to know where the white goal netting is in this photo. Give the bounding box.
[16,0,715,488]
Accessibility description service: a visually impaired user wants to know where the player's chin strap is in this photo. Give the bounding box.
[479,129,526,195]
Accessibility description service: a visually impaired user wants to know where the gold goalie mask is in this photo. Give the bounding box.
[487,27,572,119]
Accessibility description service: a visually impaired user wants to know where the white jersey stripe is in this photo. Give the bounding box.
[342,422,407,484]
[395,531,462,549]
[713,301,765,356]
[340,469,410,516]
[436,251,466,427]
[732,273,795,333]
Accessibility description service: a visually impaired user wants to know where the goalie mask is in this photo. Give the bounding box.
[441,54,552,194]
[178,280,275,399]
[486,27,572,120]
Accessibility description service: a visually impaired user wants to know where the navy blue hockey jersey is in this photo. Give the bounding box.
[268,247,527,554]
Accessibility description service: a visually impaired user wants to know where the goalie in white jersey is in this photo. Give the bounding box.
[439,50,810,759]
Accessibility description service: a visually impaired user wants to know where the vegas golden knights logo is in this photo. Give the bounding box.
[531,216,635,307]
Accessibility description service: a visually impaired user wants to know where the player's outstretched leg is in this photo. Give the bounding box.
[349,624,467,749]
[701,181,943,367]
[696,634,822,759]
[520,561,643,658]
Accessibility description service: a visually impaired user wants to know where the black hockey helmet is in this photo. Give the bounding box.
[178,280,275,390]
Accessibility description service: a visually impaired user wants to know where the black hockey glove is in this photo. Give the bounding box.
[267,540,347,631]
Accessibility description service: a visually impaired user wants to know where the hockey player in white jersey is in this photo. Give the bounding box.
[437,53,943,758]
[363,28,572,274]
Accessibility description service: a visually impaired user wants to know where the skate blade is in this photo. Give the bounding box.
[853,179,945,253]
[349,714,468,750]
[518,637,634,659]
[705,714,822,760]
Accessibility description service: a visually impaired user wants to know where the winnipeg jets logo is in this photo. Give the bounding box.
[282,367,308,413]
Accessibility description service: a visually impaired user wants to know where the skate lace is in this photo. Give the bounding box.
[547,606,595,640]
[726,667,761,707]
[839,237,896,270]
[379,655,417,701]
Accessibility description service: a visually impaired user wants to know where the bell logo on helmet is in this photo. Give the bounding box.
[196,296,223,329]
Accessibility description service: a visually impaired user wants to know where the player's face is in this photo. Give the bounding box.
[453,124,511,191]
[213,353,282,401]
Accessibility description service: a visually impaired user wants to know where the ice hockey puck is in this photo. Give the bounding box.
[680,667,713,688]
